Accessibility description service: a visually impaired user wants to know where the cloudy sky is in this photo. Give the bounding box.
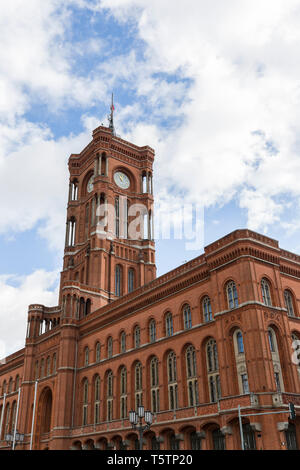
[1,0,300,357]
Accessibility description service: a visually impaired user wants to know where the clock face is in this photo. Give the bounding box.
[87,176,94,193]
[114,171,130,189]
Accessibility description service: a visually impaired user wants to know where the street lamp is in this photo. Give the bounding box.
[129,406,153,450]
[5,430,24,449]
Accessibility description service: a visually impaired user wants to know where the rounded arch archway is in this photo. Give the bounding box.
[34,386,53,449]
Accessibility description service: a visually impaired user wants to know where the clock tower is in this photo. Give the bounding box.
[59,119,156,316]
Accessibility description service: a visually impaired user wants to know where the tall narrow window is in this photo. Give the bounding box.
[94,376,100,424]
[120,332,126,353]
[183,304,192,329]
[85,203,89,240]
[91,196,96,226]
[261,278,272,306]
[226,281,239,309]
[134,325,140,348]
[190,432,201,450]
[165,312,173,337]
[67,218,76,246]
[285,290,295,317]
[268,328,284,392]
[285,423,298,450]
[186,345,198,406]
[150,357,160,413]
[135,362,143,410]
[206,339,221,402]
[84,347,89,366]
[212,428,226,450]
[107,337,113,358]
[167,351,178,410]
[123,196,128,239]
[115,265,122,297]
[128,268,135,293]
[83,379,89,426]
[203,296,213,322]
[233,330,249,395]
[107,371,113,422]
[236,331,244,354]
[149,320,156,343]
[95,342,101,363]
[243,424,256,450]
[120,367,127,419]
[10,402,17,433]
[115,197,120,238]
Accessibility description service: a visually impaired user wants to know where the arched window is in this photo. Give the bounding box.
[8,377,13,393]
[66,217,76,247]
[261,278,272,306]
[186,345,198,406]
[150,357,159,413]
[95,342,101,363]
[2,380,6,395]
[165,312,173,337]
[242,424,256,450]
[134,325,140,348]
[84,347,89,366]
[135,362,143,410]
[107,337,113,359]
[236,331,244,354]
[15,375,20,391]
[212,428,226,450]
[226,281,239,309]
[94,375,100,424]
[120,367,127,419]
[82,379,89,426]
[107,371,113,422]
[233,330,249,394]
[149,319,156,343]
[285,423,298,450]
[183,304,192,330]
[167,351,178,410]
[206,339,221,402]
[120,331,126,353]
[115,265,122,297]
[291,332,300,378]
[268,329,275,352]
[190,431,202,450]
[128,268,135,293]
[285,290,295,317]
[10,401,17,433]
[268,328,284,392]
[203,296,213,322]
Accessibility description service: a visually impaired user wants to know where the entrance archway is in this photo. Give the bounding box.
[34,387,53,449]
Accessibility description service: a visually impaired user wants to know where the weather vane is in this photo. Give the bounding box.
[108,93,116,135]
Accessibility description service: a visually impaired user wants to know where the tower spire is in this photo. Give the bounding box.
[108,93,116,135]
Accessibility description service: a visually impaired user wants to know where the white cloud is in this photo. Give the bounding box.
[0,270,59,358]
[98,0,300,232]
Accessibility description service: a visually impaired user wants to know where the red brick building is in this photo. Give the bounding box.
[1,124,300,450]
